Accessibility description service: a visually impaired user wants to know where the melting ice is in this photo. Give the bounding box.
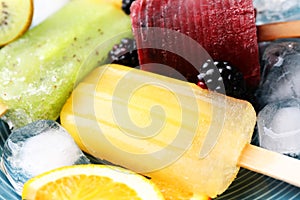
[256,39,300,109]
[254,0,300,25]
[0,120,90,195]
[269,107,300,133]
[258,98,300,157]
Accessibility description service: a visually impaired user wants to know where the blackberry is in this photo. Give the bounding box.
[107,38,139,68]
[197,60,247,99]
[122,0,136,15]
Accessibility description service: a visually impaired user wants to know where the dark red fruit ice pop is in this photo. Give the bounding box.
[130,0,260,89]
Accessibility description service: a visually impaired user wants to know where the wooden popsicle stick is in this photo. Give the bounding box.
[0,102,7,117]
[239,144,300,188]
[257,20,300,42]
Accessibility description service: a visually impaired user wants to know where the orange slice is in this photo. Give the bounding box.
[22,164,165,200]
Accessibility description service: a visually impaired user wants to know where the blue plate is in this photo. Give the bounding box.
[215,132,300,200]
[0,170,20,200]
[0,120,20,200]
[216,168,300,200]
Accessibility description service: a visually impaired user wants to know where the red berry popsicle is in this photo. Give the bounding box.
[130,0,260,89]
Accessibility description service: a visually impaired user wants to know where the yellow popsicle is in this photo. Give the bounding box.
[60,64,256,198]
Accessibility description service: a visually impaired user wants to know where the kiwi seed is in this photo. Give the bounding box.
[0,0,33,46]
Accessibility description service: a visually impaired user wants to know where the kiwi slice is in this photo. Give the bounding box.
[0,0,33,46]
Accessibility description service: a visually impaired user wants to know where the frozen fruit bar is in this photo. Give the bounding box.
[0,0,132,128]
[130,0,260,89]
[60,64,256,198]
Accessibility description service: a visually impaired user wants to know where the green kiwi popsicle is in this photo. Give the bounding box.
[0,0,132,128]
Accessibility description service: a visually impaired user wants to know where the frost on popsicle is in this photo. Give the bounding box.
[0,120,90,195]
[131,0,260,89]
[0,0,132,128]
[30,0,69,28]
[61,64,257,199]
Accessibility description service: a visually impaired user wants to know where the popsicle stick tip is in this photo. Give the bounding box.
[239,144,300,188]
[257,20,300,42]
[0,102,7,116]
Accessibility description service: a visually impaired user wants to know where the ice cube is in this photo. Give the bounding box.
[0,120,90,195]
[270,107,300,133]
[255,39,300,109]
[257,98,300,157]
[254,0,300,25]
